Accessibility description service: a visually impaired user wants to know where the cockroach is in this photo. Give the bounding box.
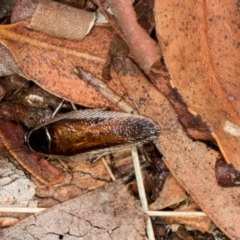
[24,110,159,159]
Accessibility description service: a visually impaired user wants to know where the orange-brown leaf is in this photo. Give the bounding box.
[0,20,125,109]
[155,0,240,171]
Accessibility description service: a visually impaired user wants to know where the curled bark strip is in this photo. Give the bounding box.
[106,0,162,72]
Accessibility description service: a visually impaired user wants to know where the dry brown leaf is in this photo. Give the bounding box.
[0,181,145,240]
[113,57,240,239]
[155,1,240,171]
[0,20,125,109]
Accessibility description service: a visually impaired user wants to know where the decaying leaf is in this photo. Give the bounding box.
[0,181,146,240]
[155,0,240,171]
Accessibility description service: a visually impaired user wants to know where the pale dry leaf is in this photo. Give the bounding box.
[0,181,145,240]
[0,158,37,207]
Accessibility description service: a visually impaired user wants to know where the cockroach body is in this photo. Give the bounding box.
[24,110,159,158]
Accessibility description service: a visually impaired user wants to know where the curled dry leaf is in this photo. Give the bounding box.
[29,0,96,40]
[106,0,161,71]
[155,1,240,171]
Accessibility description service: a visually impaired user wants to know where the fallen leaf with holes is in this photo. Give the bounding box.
[155,0,240,171]
[0,20,125,109]
[0,181,145,240]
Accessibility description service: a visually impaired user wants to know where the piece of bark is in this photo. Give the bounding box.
[29,0,96,40]
[0,181,146,240]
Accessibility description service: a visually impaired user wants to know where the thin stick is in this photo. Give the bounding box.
[0,207,46,213]
[147,211,207,217]
[101,157,116,181]
[131,147,155,240]
[52,99,64,117]
[71,102,78,110]
[74,66,138,114]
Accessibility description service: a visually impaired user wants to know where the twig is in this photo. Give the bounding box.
[101,157,116,181]
[0,207,46,213]
[147,211,207,217]
[74,66,137,114]
[131,146,155,240]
